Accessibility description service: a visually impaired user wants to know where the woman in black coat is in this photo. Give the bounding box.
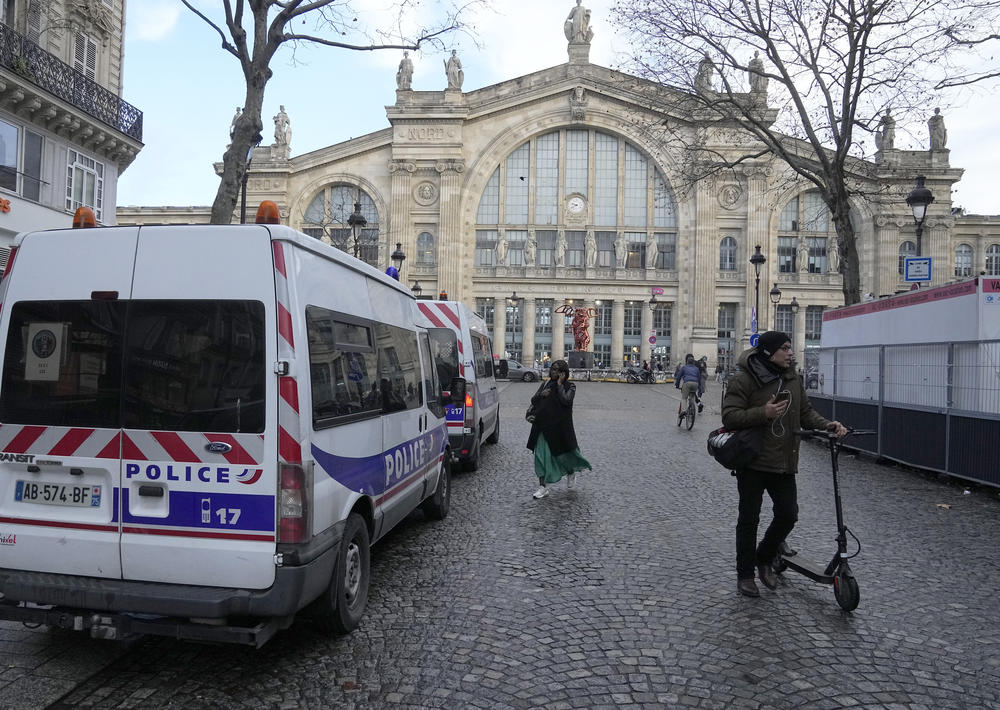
[526,359,591,499]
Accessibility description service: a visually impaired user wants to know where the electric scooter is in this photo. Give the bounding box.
[772,428,875,611]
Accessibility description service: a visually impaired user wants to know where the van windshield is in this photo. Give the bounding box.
[0,300,265,433]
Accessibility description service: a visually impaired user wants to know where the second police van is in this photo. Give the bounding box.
[416,300,500,471]
[0,203,463,646]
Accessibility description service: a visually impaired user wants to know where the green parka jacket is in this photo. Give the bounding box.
[721,347,831,474]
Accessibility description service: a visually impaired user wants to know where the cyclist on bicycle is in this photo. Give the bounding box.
[674,354,701,416]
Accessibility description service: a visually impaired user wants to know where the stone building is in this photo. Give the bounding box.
[0,0,142,268]
[118,3,999,370]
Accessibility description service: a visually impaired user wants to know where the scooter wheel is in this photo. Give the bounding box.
[833,572,860,611]
[772,557,787,574]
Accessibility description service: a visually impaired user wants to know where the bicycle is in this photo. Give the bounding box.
[677,384,697,430]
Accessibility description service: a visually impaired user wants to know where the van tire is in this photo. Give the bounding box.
[315,513,370,635]
[485,414,500,445]
[421,457,451,520]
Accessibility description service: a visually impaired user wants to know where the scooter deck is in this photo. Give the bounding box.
[778,554,834,584]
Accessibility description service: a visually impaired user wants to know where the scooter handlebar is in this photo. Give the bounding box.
[794,427,876,439]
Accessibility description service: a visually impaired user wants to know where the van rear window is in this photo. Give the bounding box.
[0,300,265,433]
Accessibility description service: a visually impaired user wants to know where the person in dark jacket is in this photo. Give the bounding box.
[721,331,847,598]
[526,359,592,499]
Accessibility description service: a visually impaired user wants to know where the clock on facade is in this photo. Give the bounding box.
[567,196,586,214]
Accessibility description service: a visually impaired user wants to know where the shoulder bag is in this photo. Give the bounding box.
[707,426,763,471]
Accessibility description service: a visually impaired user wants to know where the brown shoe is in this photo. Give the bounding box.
[737,578,760,597]
[757,563,778,590]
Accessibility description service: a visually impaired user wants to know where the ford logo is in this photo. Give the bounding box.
[205,442,233,454]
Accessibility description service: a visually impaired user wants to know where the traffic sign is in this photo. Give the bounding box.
[749,333,759,347]
[648,335,656,344]
[904,256,932,282]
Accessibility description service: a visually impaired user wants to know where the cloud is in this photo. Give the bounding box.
[129,1,181,42]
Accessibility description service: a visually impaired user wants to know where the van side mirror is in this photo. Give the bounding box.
[447,377,467,406]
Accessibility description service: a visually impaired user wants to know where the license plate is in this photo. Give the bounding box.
[14,480,101,507]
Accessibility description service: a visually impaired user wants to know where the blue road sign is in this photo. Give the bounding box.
[749,332,760,348]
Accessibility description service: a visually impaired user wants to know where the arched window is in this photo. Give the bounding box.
[416,232,435,265]
[301,185,380,267]
[777,191,833,273]
[898,241,917,275]
[954,244,973,277]
[719,236,738,271]
[474,129,677,269]
[987,244,1000,276]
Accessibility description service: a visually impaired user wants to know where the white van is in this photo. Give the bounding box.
[415,300,499,471]
[0,204,463,646]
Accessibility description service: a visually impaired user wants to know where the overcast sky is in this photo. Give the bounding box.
[119,0,999,215]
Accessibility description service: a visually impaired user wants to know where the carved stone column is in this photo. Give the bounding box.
[744,166,771,337]
[492,296,507,358]
[611,299,625,369]
[388,160,415,278]
[691,176,719,355]
[585,300,596,359]
[552,308,566,360]
[437,160,466,301]
[523,298,537,365]
[874,215,901,296]
[640,304,653,364]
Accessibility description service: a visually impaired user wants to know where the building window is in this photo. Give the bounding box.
[475,230,497,267]
[477,168,500,224]
[656,233,676,270]
[807,237,827,274]
[954,243,973,277]
[626,232,646,268]
[719,236,738,271]
[566,231,584,267]
[775,304,794,333]
[805,306,824,342]
[535,299,554,335]
[778,237,797,273]
[535,133,559,225]
[507,230,527,266]
[0,120,38,199]
[73,32,98,80]
[898,240,917,275]
[475,298,494,336]
[596,231,615,268]
[987,244,1000,276]
[301,185,380,266]
[595,302,611,335]
[0,119,17,192]
[653,305,671,337]
[593,343,611,368]
[536,230,556,267]
[594,133,618,225]
[22,130,42,201]
[66,150,104,222]
[416,232,435,265]
[717,303,736,340]
[623,301,642,336]
[623,145,647,227]
[505,143,529,223]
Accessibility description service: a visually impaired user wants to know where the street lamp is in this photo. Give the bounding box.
[410,280,422,298]
[648,293,660,312]
[769,282,782,325]
[507,291,521,361]
[749,244,766,334]
[391,242,406,271]
[906,175,934,256]
[347,199,367,259]
[789,296,799,345]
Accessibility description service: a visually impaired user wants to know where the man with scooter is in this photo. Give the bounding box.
[721,331,847,598]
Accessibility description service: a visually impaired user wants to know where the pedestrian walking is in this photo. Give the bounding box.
[696,357,708,412]
[721,331,847,598]
[526,359,592,499]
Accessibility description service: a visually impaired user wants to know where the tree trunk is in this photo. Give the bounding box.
[210,68,268,224]
[830,195,861,306]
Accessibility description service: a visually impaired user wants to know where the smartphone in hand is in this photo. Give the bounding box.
[774,390,791,403]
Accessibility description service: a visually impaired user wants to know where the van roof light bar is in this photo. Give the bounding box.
[256,201,281,225]
[72,207,97,228]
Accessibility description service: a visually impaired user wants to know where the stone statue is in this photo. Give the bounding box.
[748,51,767,94]
[928,107,947,150]
[555,232,567,267]
[564,0,594,43]
[273,105,291,146]
[585,230,597,267]
[396,51,413,90]
[495,234,508,265]
[444,50,464,90]
[229,106,241,141]
[876,109,895,151]
[524,237,536,266]
[694,54,714,93]
[646,233,658,267]
[615,233,628,268]
[828,238,841,273]
[798,238,810,272]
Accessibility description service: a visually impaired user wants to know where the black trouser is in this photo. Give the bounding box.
[735,469,798,579]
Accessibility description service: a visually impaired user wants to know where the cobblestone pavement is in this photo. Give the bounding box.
[4,381,999,709]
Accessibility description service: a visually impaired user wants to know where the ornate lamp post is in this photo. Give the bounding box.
[347,199,367,259]
[769,282,782,325]
[410,280,422,298]
[507,291,522,361]
[789,296,800,348]
[749,244,766,334]
[906,175,934,256]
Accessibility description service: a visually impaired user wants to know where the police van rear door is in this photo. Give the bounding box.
[119,225,277,589]
[0,228,139,579]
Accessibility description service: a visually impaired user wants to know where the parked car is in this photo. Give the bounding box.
[499,359,539,381]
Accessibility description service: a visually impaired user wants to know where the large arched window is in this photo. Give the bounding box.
[475,129,677,269]
[898,240,917,275]
[301,185,380,266]
[777,191,833,273]
[719,236,738,271]
[987,244,1000,276]
[954,244,973,277]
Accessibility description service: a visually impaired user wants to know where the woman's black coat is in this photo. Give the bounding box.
[526,379,579,456]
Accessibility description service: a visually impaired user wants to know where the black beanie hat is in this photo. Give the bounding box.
[758,331,790,357]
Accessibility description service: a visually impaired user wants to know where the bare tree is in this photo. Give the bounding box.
[182,0,483,225]
[612,0,1000,305]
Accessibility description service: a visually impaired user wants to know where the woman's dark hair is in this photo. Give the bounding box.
[550,359,569,376]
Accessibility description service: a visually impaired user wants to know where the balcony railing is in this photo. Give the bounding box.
[0,23,142,142]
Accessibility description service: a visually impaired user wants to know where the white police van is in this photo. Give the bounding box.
[415,300,499,471]
[0,203,462,646]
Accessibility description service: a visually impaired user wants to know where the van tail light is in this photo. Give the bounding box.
[464,392,474,425]
[278,464,308,543]
[465,393,473,407]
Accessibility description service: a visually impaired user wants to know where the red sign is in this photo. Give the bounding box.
[648,336,656,344]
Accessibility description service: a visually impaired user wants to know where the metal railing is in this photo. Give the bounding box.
[0,23,142,142]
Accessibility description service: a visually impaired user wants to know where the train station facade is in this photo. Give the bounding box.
[118,8,1000,370]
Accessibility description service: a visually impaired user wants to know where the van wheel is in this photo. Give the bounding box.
[485,414,500,445]
[315,513,370,635]
[421,457,451,520]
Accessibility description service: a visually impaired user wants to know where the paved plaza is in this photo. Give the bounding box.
[2,380,999,709]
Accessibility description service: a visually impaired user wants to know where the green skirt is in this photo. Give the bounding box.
[534,432,592,484]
